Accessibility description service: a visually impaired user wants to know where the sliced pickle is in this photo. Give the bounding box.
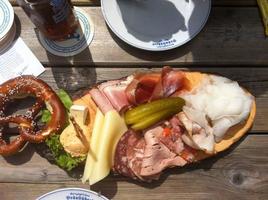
[125,97,185,125]
[131,107,182,131]
[257,0,268,36]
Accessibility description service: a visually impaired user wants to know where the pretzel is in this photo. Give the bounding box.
[0,115,32,156]
[0,76,66,156]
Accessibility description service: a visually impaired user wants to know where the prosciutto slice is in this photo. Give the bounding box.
[125,73,160,105]
[125,67,189,105]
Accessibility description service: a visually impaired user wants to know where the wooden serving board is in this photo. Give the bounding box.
[0,0,267,199]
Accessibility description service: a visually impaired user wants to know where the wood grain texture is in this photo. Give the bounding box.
[9,0,257,7]
[0,135,267,199]
[13,6,268,66]
[34,67,268,132]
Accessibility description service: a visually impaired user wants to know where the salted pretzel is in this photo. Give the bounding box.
[0,76,66,156]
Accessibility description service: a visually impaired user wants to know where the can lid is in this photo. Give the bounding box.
[38,7,94,57]
[0,0,14,40]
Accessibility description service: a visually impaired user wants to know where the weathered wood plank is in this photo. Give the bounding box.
[13,7,267,66]
[36,67,268,132]
[0,135,267,199]
[214,0,256,6]
[9,0,257,7]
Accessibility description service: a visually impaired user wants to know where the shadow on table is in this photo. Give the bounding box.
[116,0,187,43]
[33,21,97,94]
[3,144,35,165]
[109,0,205,63]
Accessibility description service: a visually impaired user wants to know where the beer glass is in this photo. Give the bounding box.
[17,0,79,40]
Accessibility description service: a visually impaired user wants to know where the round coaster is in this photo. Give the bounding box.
[38,7,94,57]
[0,0,14,40]
[0,21,16,54]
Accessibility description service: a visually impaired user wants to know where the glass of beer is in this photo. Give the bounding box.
[17,0,79,40]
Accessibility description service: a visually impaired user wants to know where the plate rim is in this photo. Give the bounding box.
[36,187,109,200]
[101,0,211,51]
[0,0,14,39]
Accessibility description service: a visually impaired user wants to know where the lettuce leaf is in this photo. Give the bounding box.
[41,89,84,171]
[41,110,51,123]
[45,135,85,171]
[41,89,73,123]
[57,89,73,111]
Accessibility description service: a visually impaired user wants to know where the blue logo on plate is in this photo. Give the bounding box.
[66,192,93,200]
[152,38,177,48]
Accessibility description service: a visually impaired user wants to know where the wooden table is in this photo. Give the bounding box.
[1,0,268,199]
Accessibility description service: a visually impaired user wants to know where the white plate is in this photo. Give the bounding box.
[101,0,211,51]
[37,188,109,200]
[0,21,16,54]
[0,0,14,39]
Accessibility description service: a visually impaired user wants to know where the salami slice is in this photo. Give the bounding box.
[113,130,138,179]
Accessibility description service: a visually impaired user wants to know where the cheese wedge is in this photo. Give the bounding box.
[70,105,88,125]
[82,108,105,183]
[82,109,128,185]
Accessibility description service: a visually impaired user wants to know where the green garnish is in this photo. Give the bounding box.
[40,89,84,171]
[41,109,51,123]
[57,89,73,111]
[45,135,85,171]
[40,89,73,123]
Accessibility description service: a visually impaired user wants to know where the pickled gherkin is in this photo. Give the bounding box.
[257,0,268,36]
[124,97,185,130]
[131,107,182,131]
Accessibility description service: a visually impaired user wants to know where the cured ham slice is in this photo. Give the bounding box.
[178,112,215,153]
[114,118,189,180]
[98,78,131,112]
[90,77,132,113]
[89,88,114,114]
[125,73,160,105]
[125,67,190,105]
[150,66,189,100]
[140,127,187,176]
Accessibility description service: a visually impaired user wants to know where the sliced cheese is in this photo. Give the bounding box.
[70,105,88,125]
[82,109,128,185]
[82,108,104,183]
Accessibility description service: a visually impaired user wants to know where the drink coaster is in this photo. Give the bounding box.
[0,0,14,40]
[0,21,16,54]
[38,7,94,57]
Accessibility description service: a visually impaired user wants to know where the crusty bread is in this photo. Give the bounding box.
[184,71,256,160]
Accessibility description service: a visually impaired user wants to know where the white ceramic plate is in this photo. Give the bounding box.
[0,22,16,54]
[37,188,109,200]
[0,0,14,39]
[101,0,211,51]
